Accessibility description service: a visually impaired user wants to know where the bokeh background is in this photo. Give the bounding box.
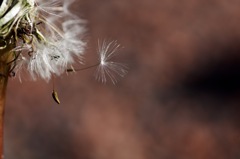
[4,0,240,159]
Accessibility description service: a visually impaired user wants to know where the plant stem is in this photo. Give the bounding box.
[0,35,15,159]
[0,66,8,159]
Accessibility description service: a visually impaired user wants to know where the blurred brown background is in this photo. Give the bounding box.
[4,0,240,159]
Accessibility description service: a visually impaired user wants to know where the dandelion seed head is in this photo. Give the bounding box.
[0,0,86,81]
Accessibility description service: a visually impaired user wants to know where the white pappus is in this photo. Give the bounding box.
[0,0,86,81]
[0,0,127,84]
[95,40,128,85]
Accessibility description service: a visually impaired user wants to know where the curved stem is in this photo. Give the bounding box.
[0,35,15,159]
[0,70,8,159]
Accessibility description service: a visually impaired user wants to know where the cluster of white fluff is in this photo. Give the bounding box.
[26,18,86,80]
[0,0,86,81]
[28,0,85,81]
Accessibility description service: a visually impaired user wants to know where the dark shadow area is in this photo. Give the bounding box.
[182,42,240,98]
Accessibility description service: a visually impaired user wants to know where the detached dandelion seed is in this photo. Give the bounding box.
[95,40,128,84]
[52,89,60,104]
[65,40,128,84]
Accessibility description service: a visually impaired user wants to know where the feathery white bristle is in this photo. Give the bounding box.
[95,40,128,84]
[10,0,86,81]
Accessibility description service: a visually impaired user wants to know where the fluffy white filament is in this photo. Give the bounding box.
[95,40,128,84]
[8,0,86,81]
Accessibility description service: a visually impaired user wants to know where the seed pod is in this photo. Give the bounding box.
[52,90,60,104]
[66,68,75,72]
